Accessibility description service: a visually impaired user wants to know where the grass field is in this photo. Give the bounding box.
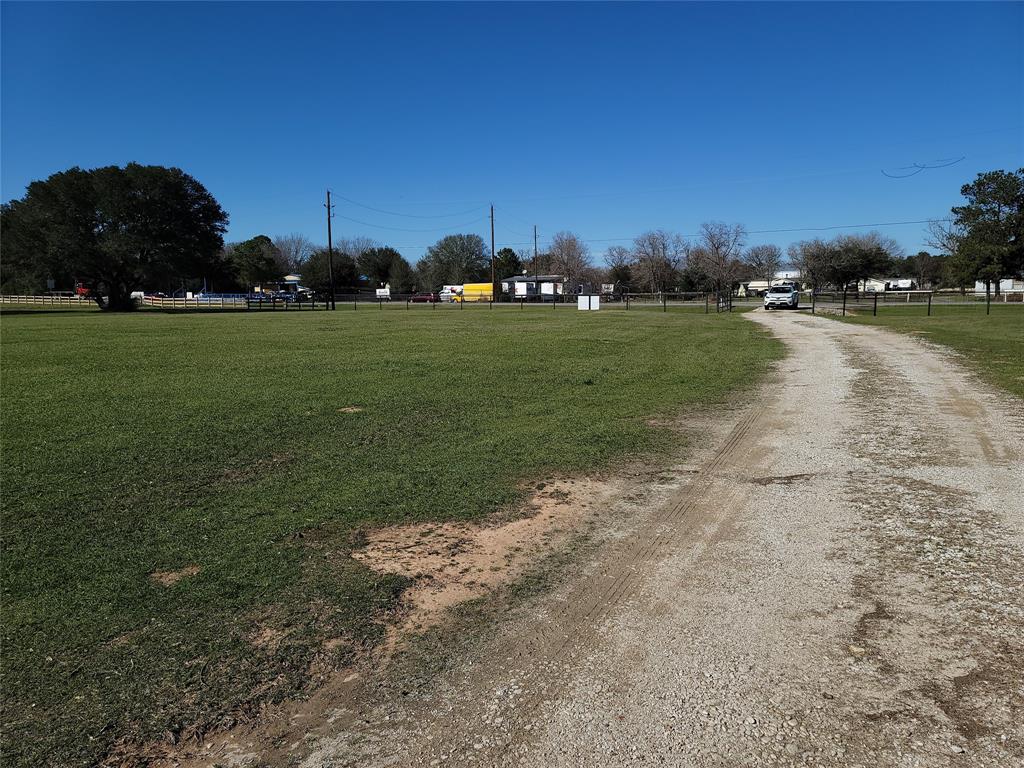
[839,305,1024,399]
[1,307,781,767]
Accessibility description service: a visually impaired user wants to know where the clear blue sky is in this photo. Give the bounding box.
[2,2,1022,263]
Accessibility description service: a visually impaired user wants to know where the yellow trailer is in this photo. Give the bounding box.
[454,282,494,302]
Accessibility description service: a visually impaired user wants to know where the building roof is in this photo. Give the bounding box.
[501,274,566,283]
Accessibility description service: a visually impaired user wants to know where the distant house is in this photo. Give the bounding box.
[500,274,567,301]
[853,277,918,292]
[740,270,803,296]
[974,278,1024,294]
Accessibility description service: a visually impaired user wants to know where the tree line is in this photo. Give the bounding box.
[2,164,1020,309]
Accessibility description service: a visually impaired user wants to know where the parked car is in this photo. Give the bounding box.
[764,285,800,310]
[410,292,441,303]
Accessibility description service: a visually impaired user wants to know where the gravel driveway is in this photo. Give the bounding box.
[196,310,1024,768]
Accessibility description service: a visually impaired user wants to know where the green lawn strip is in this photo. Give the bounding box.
[1,309,781,766]
[836,305,1024,399]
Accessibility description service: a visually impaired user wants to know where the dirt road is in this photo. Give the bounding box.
[196,311,1024,768]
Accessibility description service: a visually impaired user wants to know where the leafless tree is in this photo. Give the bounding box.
[336,236,377,260]
[516,248,536,276]
[548,231,591,291]
[604,245,632,269]
[743,244,783,284]
[694,222,746,291]
[787,239,833,290]
[631,230,687,292]
[855,231,904,261]
[273,233,316,273]
[924,219,963,256]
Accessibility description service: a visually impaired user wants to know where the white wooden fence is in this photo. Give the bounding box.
[141,296,248,309]
[0,295,94,306]
[2,295,252,310]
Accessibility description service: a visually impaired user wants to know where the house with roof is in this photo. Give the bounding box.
[500,274,568,301]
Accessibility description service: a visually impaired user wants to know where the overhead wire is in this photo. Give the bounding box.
[333,193,484,219]
[881,156,966,179]
[385,217,951,250]
[332,212,489,233]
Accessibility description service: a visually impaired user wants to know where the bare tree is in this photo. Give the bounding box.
[632,230,687,292]
[515,248,534,274]
[548,231,591,291]
[743,244,783,284]
[925,219,963,257]
[273,233,316,273]
[604,245,635,289]
[694,222,746,291]
[788,239,833,290]
[337,236,377,260]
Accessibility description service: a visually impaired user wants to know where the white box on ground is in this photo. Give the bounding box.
[577,295,600,311]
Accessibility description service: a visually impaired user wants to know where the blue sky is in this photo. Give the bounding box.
[2,2,1022,263]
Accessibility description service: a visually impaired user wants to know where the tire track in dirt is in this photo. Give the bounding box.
[297,382,775,766]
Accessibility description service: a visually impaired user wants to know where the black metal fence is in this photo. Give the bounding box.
[807,289,1023,316]
[235,291,739,313]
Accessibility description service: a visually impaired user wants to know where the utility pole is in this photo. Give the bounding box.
[534,225,539,301]
[325,190,335,310]
[490,204,496,293]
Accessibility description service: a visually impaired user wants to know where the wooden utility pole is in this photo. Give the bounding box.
[325,190,336,310]
[490,204,496,292]
[534,225,539,300]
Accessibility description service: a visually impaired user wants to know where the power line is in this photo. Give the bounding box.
[384,217,950,250]
[332,212,489,233]
[333,193,484,219]
[881,157,965,179]
[737,218,951,237]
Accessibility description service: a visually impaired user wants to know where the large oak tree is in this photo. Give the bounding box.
[1,163,228,310]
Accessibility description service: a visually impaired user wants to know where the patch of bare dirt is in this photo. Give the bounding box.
[351,477,619,640]
[149,565,201,587]
[249,626,286,652]
[220,453,291,484]
[336,406,364,413]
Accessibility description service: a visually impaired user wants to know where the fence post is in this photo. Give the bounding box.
[873,293,878,316]
[812,291,816,315]
[521,298,524,310]
[626,294,630,310]
[927,292,932,316]
[379,299,382,310]
[663,291,667,313]
[406,298,410,310]
[986,282,991,315]
[842,288,847,317]
[705,293,709,314]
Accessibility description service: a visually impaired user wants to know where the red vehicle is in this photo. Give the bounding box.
[75,282,92,297]
[410,292,441,303]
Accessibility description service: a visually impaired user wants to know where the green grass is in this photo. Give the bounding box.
[839,304,1024,399]
[1,307,781,766]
